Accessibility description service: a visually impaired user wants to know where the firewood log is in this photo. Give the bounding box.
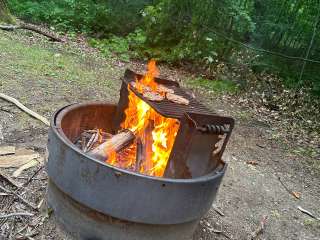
[142,122,154,172]
[88,129,135,161]
[135,138,144,172]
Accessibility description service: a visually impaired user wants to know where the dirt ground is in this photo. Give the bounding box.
[0,30,319,240]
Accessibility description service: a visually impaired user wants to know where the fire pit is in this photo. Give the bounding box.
[46,61,234,240]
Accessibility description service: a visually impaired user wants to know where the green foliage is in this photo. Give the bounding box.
[8,0,152,35]
[139,0,254,63]
[89,36,131,62]
[0,0,16,24]
[6,0,320,96]
[187,77,238,94]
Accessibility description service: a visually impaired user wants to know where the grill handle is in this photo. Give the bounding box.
[196,124,230,135]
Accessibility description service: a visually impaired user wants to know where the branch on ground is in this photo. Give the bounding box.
[0,93,50,126]
[0,22,63,42]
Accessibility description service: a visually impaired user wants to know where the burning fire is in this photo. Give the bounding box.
[107,60,180,177]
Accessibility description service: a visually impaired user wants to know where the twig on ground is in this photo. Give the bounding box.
[0,192,10,196]
[222,232,231,239]
[37,198,44,209]
[15,230,39,240]
[250,215,268,239]
[277,176,301,199]
[0,170,22,188]
[211,227,231,239]
[0,212,34,219]
[22,165,44,188]
[297,206,320,220]
[212,204,225,216]
[0,185,38,210]
[0,93,50,126]
[16,177,47,181]
[15,224,29,237]
[202,220,230,239]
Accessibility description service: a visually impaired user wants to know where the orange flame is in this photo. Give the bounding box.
[107,60,180,177]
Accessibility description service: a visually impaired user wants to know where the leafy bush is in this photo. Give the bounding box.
[8,0,152,35]
[139,0,254,63]
[0,0,15,24]
[6,0,320,96]
[89,36,131,62]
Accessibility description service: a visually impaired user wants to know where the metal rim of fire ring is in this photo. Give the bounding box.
[52,102,226,183]
[47,102,227,225]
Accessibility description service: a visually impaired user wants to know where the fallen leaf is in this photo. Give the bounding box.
[12,158,40,177]
[0,146,15,156]
[256,143,266,148]
[292,191,301,199]
[246,160,258,166]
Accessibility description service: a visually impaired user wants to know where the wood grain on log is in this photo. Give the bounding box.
[88,130,135,161]
[142,122,154,172]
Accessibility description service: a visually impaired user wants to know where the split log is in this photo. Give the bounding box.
[133,122,154,173]
[0,153,40,168]
[143,122,154,172]
[88,130,135,161]
[135,138,144,172]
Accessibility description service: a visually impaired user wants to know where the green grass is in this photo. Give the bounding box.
[187,77,238,94]
[0,35,119,90]
[0,31,122,128]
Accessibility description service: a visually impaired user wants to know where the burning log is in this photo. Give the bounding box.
[142,122,154,173]
[135,138,144,172]
[88,129,135,161]
[134,122,153,173]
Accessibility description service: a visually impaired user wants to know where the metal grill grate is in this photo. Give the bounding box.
[123,69,216,119]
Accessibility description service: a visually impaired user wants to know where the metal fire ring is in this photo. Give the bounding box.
[47,102,227,225]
